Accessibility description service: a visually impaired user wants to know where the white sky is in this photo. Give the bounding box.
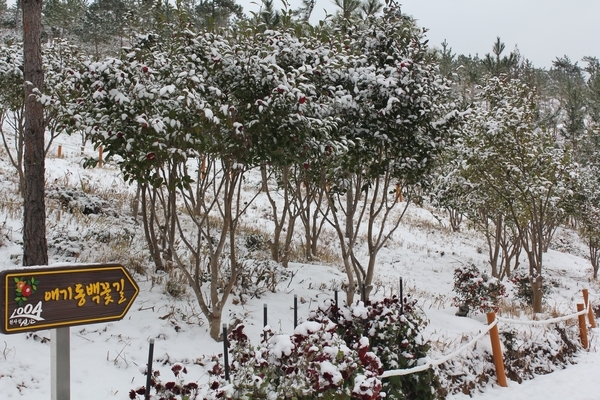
[244,0,600,69]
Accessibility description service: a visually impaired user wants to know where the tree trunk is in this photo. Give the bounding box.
[345,178,354,238]
[22,0,48,267]
[209,310,222,341]
[531,275,543,313]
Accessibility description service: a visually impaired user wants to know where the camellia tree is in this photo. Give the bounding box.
[0,40,81,196]
[209,21,339,268]
[67,30,238,340]
[67,21,341,339]
[321,8,458,303]
[571,153,600,279]
[455,77,576,312]
[430,106,524,280]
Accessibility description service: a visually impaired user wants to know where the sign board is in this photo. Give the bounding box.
[1,263,138,334]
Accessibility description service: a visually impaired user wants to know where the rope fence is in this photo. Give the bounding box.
[380,318,498,378]
[381,288,597,387]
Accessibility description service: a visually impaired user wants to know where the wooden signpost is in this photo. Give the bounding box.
[1,263,138,334]
[0,263,139,400]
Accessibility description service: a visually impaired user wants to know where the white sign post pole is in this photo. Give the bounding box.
[51,327,70,400]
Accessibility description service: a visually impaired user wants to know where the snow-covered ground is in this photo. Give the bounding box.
[0,134,598,399]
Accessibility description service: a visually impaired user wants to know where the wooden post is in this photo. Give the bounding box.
[577,303,589,349]
[57,145,62,159]
[98,146,103,168]
[395,183,403,203]
[583,289,597,328]
[486,312,507,387]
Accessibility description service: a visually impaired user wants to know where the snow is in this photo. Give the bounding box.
[0,133,599,399]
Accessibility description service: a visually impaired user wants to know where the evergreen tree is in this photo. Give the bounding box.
[359,0,383,18]
[193,0,243,30]
[482,36,518,77]
[551,56,586,159]
[42,0,87,39]
[259,0,282,28]
[80,0,128,57]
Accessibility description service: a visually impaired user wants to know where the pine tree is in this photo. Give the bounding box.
[482,36,518,77]
[193,0,243,31]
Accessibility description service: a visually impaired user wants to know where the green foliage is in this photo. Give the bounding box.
[310,297,439,400]
[203,322,384,399]
[509,271,558,305]
[452,264,506,314]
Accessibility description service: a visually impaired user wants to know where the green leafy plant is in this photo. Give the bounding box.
[510,271,553,306]
[310,296,438,400]
[452,264,506,314]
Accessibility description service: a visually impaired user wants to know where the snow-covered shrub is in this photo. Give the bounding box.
[510,271,553,306]
[436,324,579,396]
[310,296,438,400]
[452,264,506,314]
[129,363,199,400]
[500,326,579,382]
[205,322,383,399]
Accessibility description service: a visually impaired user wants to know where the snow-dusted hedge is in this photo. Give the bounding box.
[204,321,383,399]
[452,264,506,314]
[309,296,438,400]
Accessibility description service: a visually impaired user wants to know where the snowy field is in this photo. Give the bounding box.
[0,134,599,399]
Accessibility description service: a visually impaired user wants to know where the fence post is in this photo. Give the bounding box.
[361,282,366,303]
[294,295,298,328]
[145,338,155,400]
[399,277,404,315]
[395,183,403,203]
[583,289,597,328]
[577,303,589,349]
[222,324,230,381]
[263,303,267,327]
[486,312,507,387]
[57,145,62,159]
[98,146,103,168]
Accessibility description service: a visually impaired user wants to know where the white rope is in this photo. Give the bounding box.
[497,300,590,326]
[381,319,498,378]
[381,294,596,379]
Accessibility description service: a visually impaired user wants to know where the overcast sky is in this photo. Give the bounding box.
[244,0,600,69]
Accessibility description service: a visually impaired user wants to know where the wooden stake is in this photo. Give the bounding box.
[57,145,62,159]
[583,289,597,328]
[486,312,507,387]
[98,146,103,168]
[577,303,589,349]
[395,183,403,203]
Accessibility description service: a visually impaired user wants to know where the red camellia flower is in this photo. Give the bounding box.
[303,162,309,170]
[142,66,148,73]
[147,153,156,161]
[299,96,306,104]
[21,285,33,297]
